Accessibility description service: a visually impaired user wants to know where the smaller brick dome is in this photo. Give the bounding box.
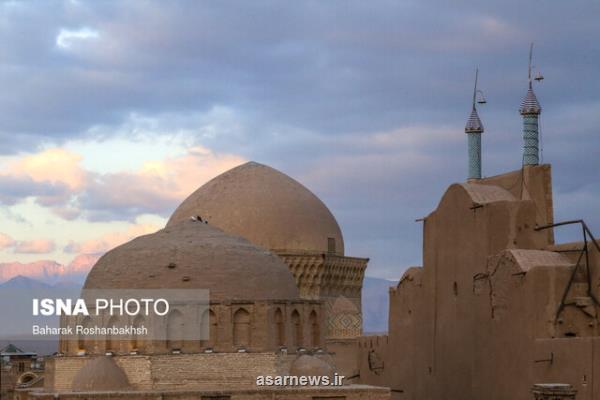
[331,296,359,314]
[84,219,299,301]
[72,357,130,392]
[290,355,335,378]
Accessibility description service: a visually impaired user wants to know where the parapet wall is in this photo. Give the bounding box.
[24,386,391,400]
[357,335,389,388]
[47,353,286,392]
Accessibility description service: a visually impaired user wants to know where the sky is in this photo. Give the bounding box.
[0,0,599,280]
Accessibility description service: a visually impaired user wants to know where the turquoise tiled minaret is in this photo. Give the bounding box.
[465,69,484,180]
[520,44,542,166]
[465,107,483,179]
[519,82,542,165]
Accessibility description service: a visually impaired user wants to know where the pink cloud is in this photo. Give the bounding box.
[5,148,87,190]
[0,233,55,254]
[13,239,56,254]
[51,206,81,220]
[80,146,245,220]
[0,233,15,250]
[0,145,245,222]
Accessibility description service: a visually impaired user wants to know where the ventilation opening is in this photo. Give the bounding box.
[565,332,577,337]
[327,238,336,254]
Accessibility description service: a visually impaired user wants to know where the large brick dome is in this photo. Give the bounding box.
[84,219,299,301]
[167,161,344,255]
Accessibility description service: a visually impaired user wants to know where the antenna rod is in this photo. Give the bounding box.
[472,68,478,107]
[528,43,533,85]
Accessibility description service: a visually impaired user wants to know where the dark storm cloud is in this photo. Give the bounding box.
[1,0,599,278]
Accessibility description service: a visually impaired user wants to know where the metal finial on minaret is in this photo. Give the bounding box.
[519,43,543,166]
[465,68,486,180]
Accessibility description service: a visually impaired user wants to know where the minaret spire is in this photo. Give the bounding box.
[465,68,485,180]
[520,43,543,166]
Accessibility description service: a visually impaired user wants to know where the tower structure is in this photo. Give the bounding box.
[465,68,485,180]
[520,44,543,165]
[167,162,368,336]
[166,162,369,376]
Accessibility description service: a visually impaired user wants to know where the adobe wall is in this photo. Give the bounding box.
[477,164,554,244]
[358,165,600,399]
[326,338,360,379]
[533,337,600,400]
[24,385,391,400]
[47,353,286,392]
[408,170,550,400]
[357,335,389,388]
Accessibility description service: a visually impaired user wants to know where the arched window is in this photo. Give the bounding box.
[105,316,118,353]
[209,309,218,346]
[291,310,302,348]
[167,310,184,351]
[131,315,145,352]
[274,308,285,347]
[309,310,320,347]
[200,309,218,348]
[233,308,251,348]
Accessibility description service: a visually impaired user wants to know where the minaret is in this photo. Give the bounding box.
[465,68,485,180]
[519,44,542,166]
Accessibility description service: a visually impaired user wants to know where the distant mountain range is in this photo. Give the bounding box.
[0,254,99,285]
[0,275,83,289]
[0,275,83,356]
[0,256,397,334]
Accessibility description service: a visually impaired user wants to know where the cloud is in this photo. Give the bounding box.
[0,232,56,254]
[1,1,599,278]
[0,145,244,221]
[0,174,71,206]
[81,145,245,221]
[0,233,15,250]
[13,239,56,254]
[51,206,81,221]
[1,0,597,153]
[5,148,86,190]
[0,148,85,211]
[56,27,100,49]
[64,223,159,254]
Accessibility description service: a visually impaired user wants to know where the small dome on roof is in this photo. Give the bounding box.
[331,296,359,315]
[290,355,335,378]
[167,162,344,255]
[84,219,299,301]
[72,357,130,392]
